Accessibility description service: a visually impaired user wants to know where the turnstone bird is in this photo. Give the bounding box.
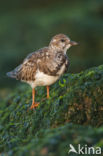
[7,34,78,109]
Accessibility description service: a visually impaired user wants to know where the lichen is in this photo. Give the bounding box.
[0,65,103,155]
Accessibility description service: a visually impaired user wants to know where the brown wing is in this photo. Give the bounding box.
[14,47,48,81]
[38,52,68,76]
[15,56,37,81]
[8,48,69,81]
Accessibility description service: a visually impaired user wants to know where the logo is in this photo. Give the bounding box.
[68,144,102,155]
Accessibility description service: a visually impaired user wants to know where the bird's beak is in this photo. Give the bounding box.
[69,40,78,46]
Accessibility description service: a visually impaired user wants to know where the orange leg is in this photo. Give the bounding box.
[30,88,39,109]
[46,86,50,99]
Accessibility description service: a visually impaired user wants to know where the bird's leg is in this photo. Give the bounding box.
[46,86,50,99]
[30,88,39,109]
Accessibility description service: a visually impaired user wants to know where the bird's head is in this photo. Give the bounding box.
[49,34,78,53]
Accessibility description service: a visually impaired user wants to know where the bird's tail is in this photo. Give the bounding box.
[6,71,16,79]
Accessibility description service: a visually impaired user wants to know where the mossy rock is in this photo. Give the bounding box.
[0,64,103,155]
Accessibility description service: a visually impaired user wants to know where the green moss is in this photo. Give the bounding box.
[0,65,103,155]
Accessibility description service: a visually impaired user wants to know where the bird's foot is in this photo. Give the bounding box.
[47,96,50,99]
[30,102,40,110]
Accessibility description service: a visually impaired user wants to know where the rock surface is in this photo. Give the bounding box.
[0,65,103,155]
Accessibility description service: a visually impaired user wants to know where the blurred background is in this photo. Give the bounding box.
[0,0,103,91]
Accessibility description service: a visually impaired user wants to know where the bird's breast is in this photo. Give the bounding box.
[34,70,59,87]
[57,63,66,76]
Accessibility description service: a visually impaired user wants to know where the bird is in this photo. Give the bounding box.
[7,34,78,109]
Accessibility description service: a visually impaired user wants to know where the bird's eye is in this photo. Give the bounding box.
[61,39,65,42]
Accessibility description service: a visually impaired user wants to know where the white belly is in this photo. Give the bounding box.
[28,63,66,88]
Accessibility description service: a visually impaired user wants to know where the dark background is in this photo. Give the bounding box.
[0,0,103,90]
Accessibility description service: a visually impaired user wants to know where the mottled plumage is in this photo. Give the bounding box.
[7,34,78,109]
[7,47,69,83]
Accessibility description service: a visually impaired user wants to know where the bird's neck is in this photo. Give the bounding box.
[49,45,67,54]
